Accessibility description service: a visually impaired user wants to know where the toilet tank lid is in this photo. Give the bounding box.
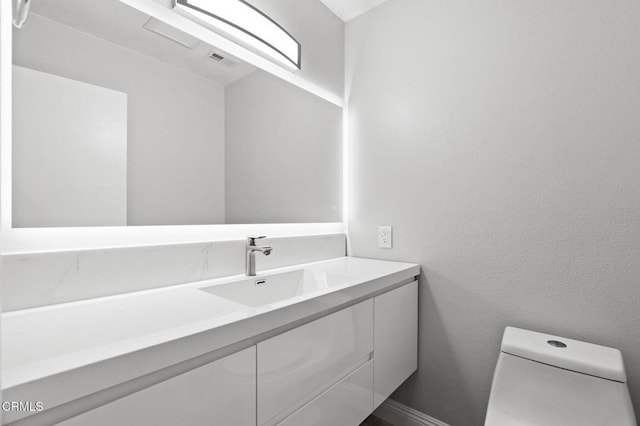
[500,327,627,383]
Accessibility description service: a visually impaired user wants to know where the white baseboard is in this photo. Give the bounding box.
[373,399,450,426]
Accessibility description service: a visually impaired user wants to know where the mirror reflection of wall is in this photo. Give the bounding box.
[12,66,128,228]
[225,71,342,224]
[11,0,342,228]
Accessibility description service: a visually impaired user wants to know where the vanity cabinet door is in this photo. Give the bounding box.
[257,299,374,426]
[60,347,256,426]
[373,281,418,408]
[278,359,373,426]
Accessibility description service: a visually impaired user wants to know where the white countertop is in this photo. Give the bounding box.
[1,256,419,420]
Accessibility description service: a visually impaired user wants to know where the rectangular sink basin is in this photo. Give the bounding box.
[200,269,350,308]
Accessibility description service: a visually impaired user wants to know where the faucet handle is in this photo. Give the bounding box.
[247,235,267,246]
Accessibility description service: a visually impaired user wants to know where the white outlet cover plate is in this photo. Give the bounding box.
[378,226,392,249]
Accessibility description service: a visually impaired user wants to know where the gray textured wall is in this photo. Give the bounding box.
[346,0,640,424]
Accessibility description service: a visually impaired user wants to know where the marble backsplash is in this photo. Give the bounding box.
[1,233,346,311]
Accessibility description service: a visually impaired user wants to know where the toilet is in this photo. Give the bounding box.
[485,327,637,425]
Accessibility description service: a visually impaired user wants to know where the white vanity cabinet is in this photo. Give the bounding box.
[373,281,419,408]
[277,360,374,426]
[29,282,417,426]
[59,347,256,426]
[257,281,418,426]
[6,261,419,426]
[257,299,374,426]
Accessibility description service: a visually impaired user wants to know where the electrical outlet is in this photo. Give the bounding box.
[378,226,392,249]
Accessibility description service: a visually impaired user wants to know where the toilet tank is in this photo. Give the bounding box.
[485,327,636,426]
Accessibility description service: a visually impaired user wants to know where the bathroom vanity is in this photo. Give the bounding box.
[2,1,417,425]
[1,257,419,425]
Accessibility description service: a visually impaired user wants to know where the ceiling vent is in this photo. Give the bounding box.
[207,51,239,68]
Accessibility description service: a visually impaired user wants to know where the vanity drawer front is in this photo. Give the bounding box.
[59,347,256,426]
[257,299,374,426]
[277,359,373,426]
[374,281,418,408]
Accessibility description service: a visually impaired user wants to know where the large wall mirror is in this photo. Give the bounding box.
[10,0,343,229]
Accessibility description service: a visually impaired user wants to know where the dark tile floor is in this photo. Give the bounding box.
[359,415,394,426]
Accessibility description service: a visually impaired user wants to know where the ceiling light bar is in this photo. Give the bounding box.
[173,0,301,70]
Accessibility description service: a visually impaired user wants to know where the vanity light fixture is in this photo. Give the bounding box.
[173,0,301,70]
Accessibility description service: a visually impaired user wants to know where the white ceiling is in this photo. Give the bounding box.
[318,0,390,22]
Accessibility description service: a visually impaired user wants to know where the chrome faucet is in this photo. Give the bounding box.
[246,236,272,276]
